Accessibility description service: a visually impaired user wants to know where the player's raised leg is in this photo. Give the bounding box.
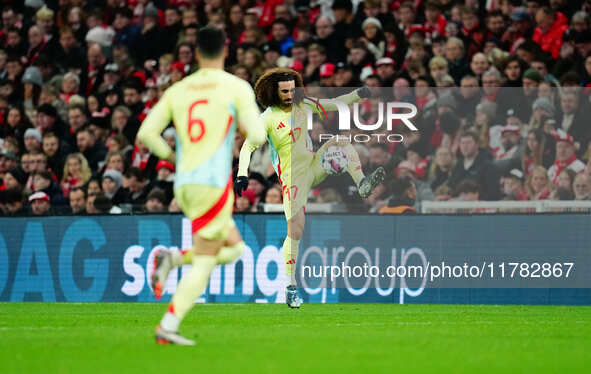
[151,225,243,300]
[312,136,385,198]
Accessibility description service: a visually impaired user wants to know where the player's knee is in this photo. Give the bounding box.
[287,223,303,240]
[216,241,245,265]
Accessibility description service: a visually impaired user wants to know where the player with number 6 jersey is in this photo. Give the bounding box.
[138,26,266,345]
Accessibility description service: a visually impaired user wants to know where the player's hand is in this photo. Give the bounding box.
[234,176,249,196]
[357,85,372,99]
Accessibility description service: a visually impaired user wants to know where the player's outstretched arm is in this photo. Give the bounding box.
[234,81,267,196]
[137,91,174,162]
[306,86,371,112]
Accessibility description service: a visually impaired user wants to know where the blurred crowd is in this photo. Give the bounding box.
[0,0,590,216]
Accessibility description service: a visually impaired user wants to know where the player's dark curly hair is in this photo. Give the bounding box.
[254,67,304,109]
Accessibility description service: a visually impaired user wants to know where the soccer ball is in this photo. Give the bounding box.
[321,146,349,175]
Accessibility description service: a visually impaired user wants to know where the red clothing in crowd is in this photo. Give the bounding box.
[532,12,568,59]
[61,175,82,198]
[422,14,447,40]
[547,153,586,185]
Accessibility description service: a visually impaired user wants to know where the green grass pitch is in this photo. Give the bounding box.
[0,303,589,374]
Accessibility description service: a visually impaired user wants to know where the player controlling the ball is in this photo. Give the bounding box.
[138,26,266,345]
[235,68,385,308]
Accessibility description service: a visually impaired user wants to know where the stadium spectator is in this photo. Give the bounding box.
[162,7,182,49]
[264,184,283,204]
[528,97,555,134]
[3,138,19,156]
[429,56,449,84]
[36,103,66,138]
[235,188,257,213]
[23,128,42,153]
[395,160,435,203]
[162,128,176,152]
[304,43,327,83]
[473,101,497,149]
[144,187,166,213]
[378,177,416,214]
[60,73,80,104]
[77,127,107,172]
[155,160,174,182]
[29,191,52,216]
[104,151,126,174]
[547,130,586,185]
[130,138,157,181]
[85,192,99,214]
[69,186,86,214]
[93,193,122,214]
[470,52,490,80]
[503,55,525,87]
[456,75,481,123]
[61,153,91,198]
[533,7,568,59]
[502,169,529,200]
[1,106,30,142]
[122,81,145,121]
[102,169,128,206]
[522,128,554,176]
[315,16,345,63]
[4,189,25,216]
[33,170,65,205]
[445,37,469,83]
[247,172,268,203]
[550,187,575,200]
[558,91,591,153]
[113,7,139,49]
[3,168,27,193]
[0,150,18,180]
[368,143,393,173]
[448,131,501,200]
[65,105,88,148]
[526,166,552,200]
[54,26,85,74]
[455,179,481,202]
[106,134,132,155]
[124,167,149,207]
[83,43,107,96]
[494,124,524,174]
[434,184,453,201]
[573,173,591,200]
[29,153,54,182]
[19,152,33,175]
[270,19,294,56]
[174,42,197,74]
[428,146,455,191]
[375,57,396,86]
